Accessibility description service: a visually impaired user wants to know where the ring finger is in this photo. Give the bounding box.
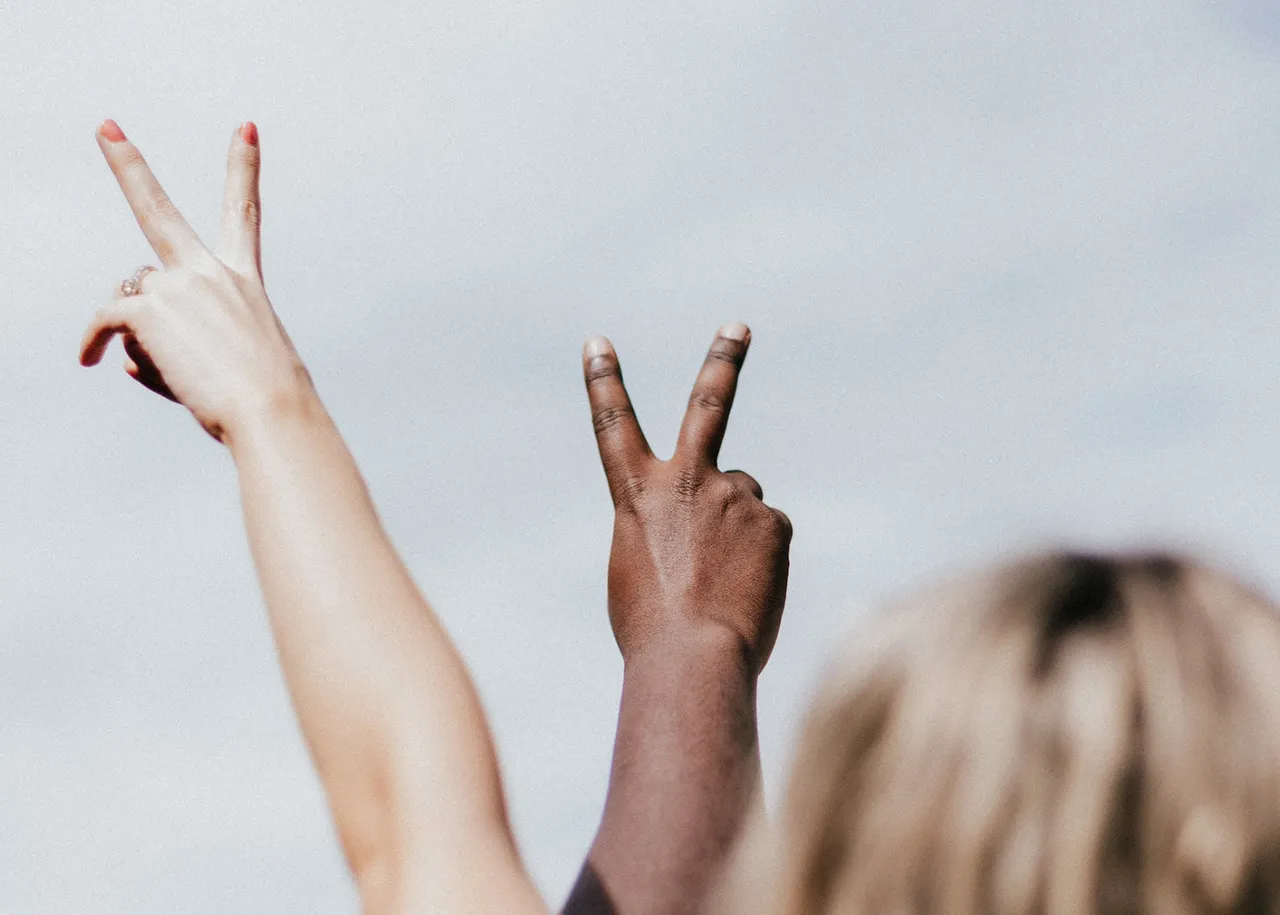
[722,469,763,500]
[113,265,160,299]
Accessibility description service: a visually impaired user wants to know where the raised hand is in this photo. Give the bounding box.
[80,120,315,443]
[584,325,792,673]
[80,121,547,914]
[566,325,791,915]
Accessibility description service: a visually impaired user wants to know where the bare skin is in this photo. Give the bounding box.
[80,118,791,915]
[566,330,792,915]
[80,120,546,915]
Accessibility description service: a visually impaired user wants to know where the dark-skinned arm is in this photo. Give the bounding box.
[564,326,792,915]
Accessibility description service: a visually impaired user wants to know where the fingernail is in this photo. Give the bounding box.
[718,322,750,342]
[100,119,126,142]
[240,121,258,146]
[584,336,615,360]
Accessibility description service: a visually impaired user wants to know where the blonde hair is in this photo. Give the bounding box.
[719,552,1280,915]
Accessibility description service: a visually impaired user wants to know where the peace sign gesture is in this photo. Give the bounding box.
[79,120,317,444]
[584,325,791,672]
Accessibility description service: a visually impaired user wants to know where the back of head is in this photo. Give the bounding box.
[724,552,1280,915]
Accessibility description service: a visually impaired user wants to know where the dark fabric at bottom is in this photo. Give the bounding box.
[561,861,617,915]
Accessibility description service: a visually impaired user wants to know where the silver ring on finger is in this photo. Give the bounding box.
[119,265,157,297]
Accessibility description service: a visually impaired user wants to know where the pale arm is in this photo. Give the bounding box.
[80,120,546,915]
[229,399,544,914]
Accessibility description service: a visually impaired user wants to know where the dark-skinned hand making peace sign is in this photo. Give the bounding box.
[568,326,793,915]
[583,325,792,678]
[78,117,793,915]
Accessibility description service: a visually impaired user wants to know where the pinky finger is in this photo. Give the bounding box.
[124,359,177,401]
[123,334,178,402]
[79,297,147,366]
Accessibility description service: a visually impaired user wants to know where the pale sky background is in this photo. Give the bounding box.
[4,0,1280,911]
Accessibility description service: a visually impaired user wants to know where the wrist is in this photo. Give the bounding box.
[622,619,757,685]
[222,379,331,458]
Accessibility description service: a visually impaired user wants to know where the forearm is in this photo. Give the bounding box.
[82,121,542,913]
[569,623,761,915]
[227,399,535,910]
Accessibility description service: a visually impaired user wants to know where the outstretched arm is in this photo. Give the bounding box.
[564,329,792,915]
[79,120,545,915]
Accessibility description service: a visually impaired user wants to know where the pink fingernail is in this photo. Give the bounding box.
[584,336,615,360]
[240,121,258,146]
[718,322,750,342]
[100,119,126,142]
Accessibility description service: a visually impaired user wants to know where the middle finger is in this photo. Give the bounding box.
[674,323,751,466]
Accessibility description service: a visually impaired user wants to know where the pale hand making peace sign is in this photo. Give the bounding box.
[80,120,317,444]
[584,326,792,674]
[78,121,550,915]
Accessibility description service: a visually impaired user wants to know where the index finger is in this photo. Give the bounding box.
[96,120,206,267]
[583,336,653,502]
[674,323,751,466]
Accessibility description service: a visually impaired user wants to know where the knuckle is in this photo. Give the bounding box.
[226,196,261,228]
[193,257,226,281]
[673,466,704,503]
[130,295,160,322]
[613,474,647,509]
[169,269,199,293]
[705,344,744,367]
[240,197,262,227]
[93,303,119,327]
[771,509,794,540]
[687,386,728,415]
[100,296,147,327]
[713,476,747,507]
[235,145,261,169]
[200,251,229,277]
[134,269,167,295]
[150,237,177,264]
[142,192,182,222]
[584,359,622,387]
[592,403,636,436]
[119,146,147,171]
